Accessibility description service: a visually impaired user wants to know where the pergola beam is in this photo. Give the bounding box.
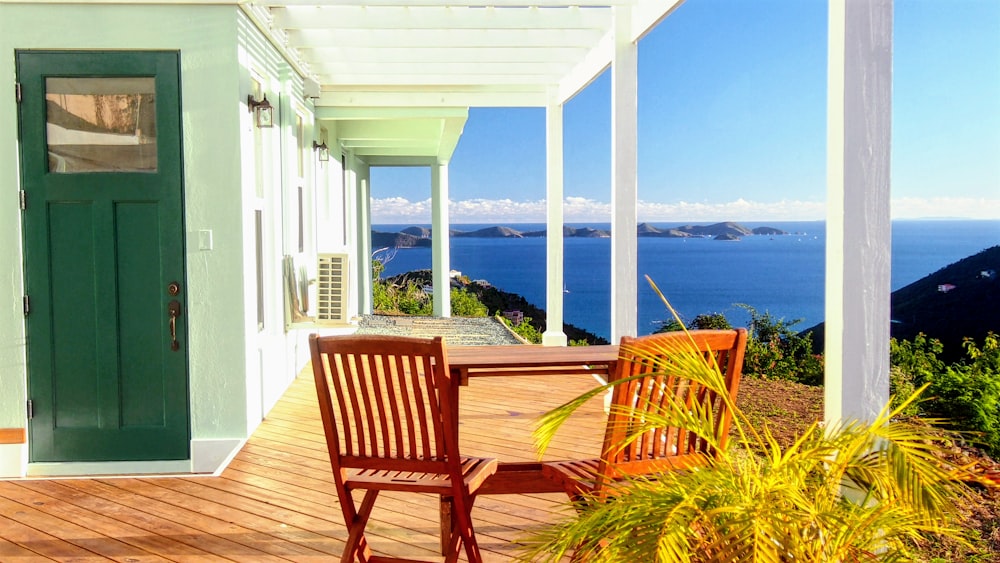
[274,5,611,30]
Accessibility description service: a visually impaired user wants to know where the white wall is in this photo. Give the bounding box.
[0,3,331,476]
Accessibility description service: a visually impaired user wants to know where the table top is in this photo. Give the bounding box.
[446,344,619,371]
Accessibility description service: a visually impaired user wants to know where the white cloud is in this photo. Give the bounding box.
[370,196,999,224]
[890,197,1000,220]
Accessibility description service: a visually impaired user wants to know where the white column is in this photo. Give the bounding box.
[543,102,568,346]
[356,163,373,315]
[431,162,451,317]
[341,152,360,319]
[825,0,893,423]
[610,5,639,342]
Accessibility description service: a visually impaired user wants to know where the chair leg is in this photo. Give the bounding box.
[439,495,453,556]
[341,490,379,563]
[450,493,483,563]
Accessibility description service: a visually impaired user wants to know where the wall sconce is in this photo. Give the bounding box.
[247,94,274,128]
[313,141,330,162]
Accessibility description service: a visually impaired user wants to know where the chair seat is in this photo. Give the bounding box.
[347,456,499,494]
[542,458,601,497]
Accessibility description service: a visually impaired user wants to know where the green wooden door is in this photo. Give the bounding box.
[17,51,189,462]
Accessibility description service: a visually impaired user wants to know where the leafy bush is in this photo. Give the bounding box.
[499,315,543,344]
[921,333,1000,456]
[890,333,946,415]
[395,283,431,315]
[372,270,432,316]
[654,318,685,334]
[655,313,731,333]
[738,304,824,385]
[449,287,488,317]
[689,313,732,330]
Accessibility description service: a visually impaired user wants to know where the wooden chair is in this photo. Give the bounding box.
[542,329,747,502]
[309,334,499,563]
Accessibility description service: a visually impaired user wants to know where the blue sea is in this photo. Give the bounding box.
[374,220,1000,340]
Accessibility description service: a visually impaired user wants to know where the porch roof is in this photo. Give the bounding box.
[240,0,685,164]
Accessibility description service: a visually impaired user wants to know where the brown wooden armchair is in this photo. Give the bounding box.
[309,334,498,563]
[542,329,747,502]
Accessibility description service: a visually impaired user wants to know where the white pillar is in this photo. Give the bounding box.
[543,102,568,346]
[825,0,893,423]
[431,162,451,317]
[342,152,360,319]
[610,5,639,342]
[356,162,373,315]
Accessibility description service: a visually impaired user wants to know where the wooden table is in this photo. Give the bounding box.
[446,344,620,495]
[447,343,619,386]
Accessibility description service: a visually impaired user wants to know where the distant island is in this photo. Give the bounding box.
[372,221,790,248]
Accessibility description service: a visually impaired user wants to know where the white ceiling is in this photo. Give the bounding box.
[243,1,685,164]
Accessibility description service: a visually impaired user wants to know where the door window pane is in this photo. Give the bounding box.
[46,77,157,173]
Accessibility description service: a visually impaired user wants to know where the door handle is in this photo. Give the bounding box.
[168,300,182,351]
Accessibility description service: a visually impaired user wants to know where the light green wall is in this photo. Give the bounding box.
[0,5,250,441]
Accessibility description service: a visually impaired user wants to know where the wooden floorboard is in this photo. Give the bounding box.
[0,368,604,561]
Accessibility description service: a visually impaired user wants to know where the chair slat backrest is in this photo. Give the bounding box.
[597,329,747,485]
[310,334,457,476]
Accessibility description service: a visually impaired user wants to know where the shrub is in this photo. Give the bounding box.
[372,272,432,316]
[654,318,685,334]
[655,313,731,333]
[689,313,732,330]
[449,287,488,317]
[500,314,543,344]
[921,333,1000,456]
[890,333,946,415]
[738,303,824,385]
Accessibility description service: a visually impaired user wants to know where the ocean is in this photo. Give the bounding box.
[374,220,1000,340]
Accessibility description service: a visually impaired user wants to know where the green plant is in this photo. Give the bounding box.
[921,333,1000,456]
[372,273,432,316]
[655,313,731,334]
[449,287,488,317]
[520,278,974,562]
[500,314,543,344]
[738,303,824,385]
[654,318,686,334]
[890,333,946,415]
[689,313,732,330]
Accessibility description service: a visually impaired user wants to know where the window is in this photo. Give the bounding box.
[46,77,157,173]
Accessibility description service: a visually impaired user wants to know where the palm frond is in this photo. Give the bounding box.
[522,280,975,562]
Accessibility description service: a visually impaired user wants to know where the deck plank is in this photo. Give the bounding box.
[0,368,604,562]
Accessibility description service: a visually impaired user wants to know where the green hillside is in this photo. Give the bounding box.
[890,245,999,361]
[806,245,999,362]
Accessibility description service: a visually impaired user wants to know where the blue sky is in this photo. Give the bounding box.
[371,0,1000,224]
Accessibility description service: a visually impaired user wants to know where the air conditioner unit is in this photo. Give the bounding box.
[316,253,348,324]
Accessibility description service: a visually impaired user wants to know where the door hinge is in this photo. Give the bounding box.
[15,82,22,104]
[23,295,30,317]
[19,190,26,210]
[26,400,33,420]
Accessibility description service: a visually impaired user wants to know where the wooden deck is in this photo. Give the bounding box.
[0,369,606,562]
